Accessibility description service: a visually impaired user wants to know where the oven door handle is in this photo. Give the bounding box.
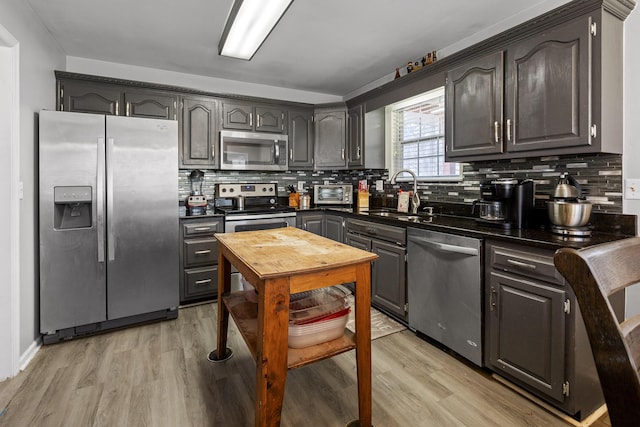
[232,221,289,233]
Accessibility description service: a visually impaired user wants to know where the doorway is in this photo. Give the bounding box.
[0,24,20,381]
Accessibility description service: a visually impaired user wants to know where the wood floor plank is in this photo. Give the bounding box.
[0,303,613,427]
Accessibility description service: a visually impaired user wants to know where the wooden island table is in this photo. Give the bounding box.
[211,226,378,427]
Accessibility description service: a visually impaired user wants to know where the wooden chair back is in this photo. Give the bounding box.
[554,237,640,427]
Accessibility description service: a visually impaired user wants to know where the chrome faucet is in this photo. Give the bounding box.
[390,169,420,214]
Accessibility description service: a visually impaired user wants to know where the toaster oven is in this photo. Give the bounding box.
[313,184,353,205]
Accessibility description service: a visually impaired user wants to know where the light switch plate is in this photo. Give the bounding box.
[625,179,640,199]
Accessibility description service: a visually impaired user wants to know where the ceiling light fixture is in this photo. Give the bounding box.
[218,0,294,60]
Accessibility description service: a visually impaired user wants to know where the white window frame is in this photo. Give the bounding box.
[385,87,462,182]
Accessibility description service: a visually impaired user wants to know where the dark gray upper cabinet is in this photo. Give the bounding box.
[445,52,505,159]
[347,104,364,168]
[124,90,177,120]
[288,108,314,169]
[505,15,590,153]
[222,101,286,133]
[445,9,625,161]
[180,96,219,168]
[59,80,123,116]
[314,106,347,170]
[58,79,176,120]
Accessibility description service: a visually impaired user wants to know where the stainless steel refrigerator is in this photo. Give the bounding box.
[39,110,179,343]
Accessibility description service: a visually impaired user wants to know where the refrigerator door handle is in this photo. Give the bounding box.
[107,137,116,261]
[97,137,106,263]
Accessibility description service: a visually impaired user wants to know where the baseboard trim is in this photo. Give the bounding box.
[492,373,607,426]
[19,338,41,371]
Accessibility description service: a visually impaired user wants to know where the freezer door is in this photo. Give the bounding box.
[105,116,179,319]
[39,111,107,333]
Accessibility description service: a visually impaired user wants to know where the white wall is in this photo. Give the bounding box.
[623,8,640,317]
[0,0,66,370]
[66,57,342,105]
[0,26,19,381]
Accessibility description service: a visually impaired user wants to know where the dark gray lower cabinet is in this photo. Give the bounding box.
[324,213,344,242]
[345,218,407,321]
[296,211,323,235]
[485,241,608,420]
[179,217,223,304]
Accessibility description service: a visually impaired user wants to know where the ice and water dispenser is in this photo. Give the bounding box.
[53,186,92,229]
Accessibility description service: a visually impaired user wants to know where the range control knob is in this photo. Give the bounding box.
[262,187,267,192]
[229,188,234,193]
[268,187,273,192]
[221,188,227,193]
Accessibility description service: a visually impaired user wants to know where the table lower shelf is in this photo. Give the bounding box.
[222,291,357,370]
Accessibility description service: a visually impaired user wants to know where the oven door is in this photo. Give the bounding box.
[223,212,296,290]
[224,213,296,233]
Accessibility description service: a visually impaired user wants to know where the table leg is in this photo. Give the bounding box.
[255,277,290,427]
[210,252,233,362]
[354,262,372,427]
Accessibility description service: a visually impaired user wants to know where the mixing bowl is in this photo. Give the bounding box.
[547,200,592,227]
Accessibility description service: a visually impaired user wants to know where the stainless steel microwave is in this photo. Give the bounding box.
[220,130,288,171]
[313,184,353,205]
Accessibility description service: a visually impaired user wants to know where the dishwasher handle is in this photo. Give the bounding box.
[409,236,479,256]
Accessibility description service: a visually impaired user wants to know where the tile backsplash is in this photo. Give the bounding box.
[179,153,623,213]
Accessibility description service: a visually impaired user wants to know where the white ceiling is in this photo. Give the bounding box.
[26,0,570,97]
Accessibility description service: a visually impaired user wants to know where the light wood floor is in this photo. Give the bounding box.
[0,303,611,427]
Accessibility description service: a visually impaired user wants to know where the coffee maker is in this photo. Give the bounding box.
[186,169,208,215]
[475,178,534,229]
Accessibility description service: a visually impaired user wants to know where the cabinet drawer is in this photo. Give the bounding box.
[183,221,222,236]
[184,238,218,267]
[184,266,218,298]
[490,244,565,286]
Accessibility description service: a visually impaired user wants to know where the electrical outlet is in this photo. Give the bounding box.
[375,180,384,191]
[625,179,640,199]
[297,181,305,191]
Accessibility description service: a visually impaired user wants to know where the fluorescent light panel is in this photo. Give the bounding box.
[219,0,293,60]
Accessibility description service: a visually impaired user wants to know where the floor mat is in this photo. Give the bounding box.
[344,294,406,340]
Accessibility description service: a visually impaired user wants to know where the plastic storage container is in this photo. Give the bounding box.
[289,286,349,325]
[288,310,350,348]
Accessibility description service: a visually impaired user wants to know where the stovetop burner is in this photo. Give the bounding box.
[550,224,592,237]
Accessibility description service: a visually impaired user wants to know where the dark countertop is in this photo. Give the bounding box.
[329,208,637,251]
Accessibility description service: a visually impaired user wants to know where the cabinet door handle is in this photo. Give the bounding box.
[249,113,253,127]
[506,119,512,142]
[194,227,211,232]
[126,102,130,117]
[212,143,215,159]
[357,145,361,159]
[195,279,212,286]
[115,101,119,116]
[289,148,293,160]
[493,121,500,143]
[194,249,212,255]
[341,148,345,160]
[490,287,497,312]
[506,259,537,270]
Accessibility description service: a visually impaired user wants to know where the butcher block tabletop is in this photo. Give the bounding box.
[215,226,377,279]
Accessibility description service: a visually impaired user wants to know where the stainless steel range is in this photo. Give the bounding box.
[215,183,296,231]
[215,183,296,289]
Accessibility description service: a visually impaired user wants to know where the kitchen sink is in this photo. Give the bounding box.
[368,210,433,223]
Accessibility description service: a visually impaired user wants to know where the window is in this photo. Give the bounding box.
[387,87,460,181]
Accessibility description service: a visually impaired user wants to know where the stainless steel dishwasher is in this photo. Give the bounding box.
[407,228,483,366]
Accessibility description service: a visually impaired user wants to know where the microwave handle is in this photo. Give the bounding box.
[274,142,280,164]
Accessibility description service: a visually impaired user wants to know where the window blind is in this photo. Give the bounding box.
[390,87,459,180]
